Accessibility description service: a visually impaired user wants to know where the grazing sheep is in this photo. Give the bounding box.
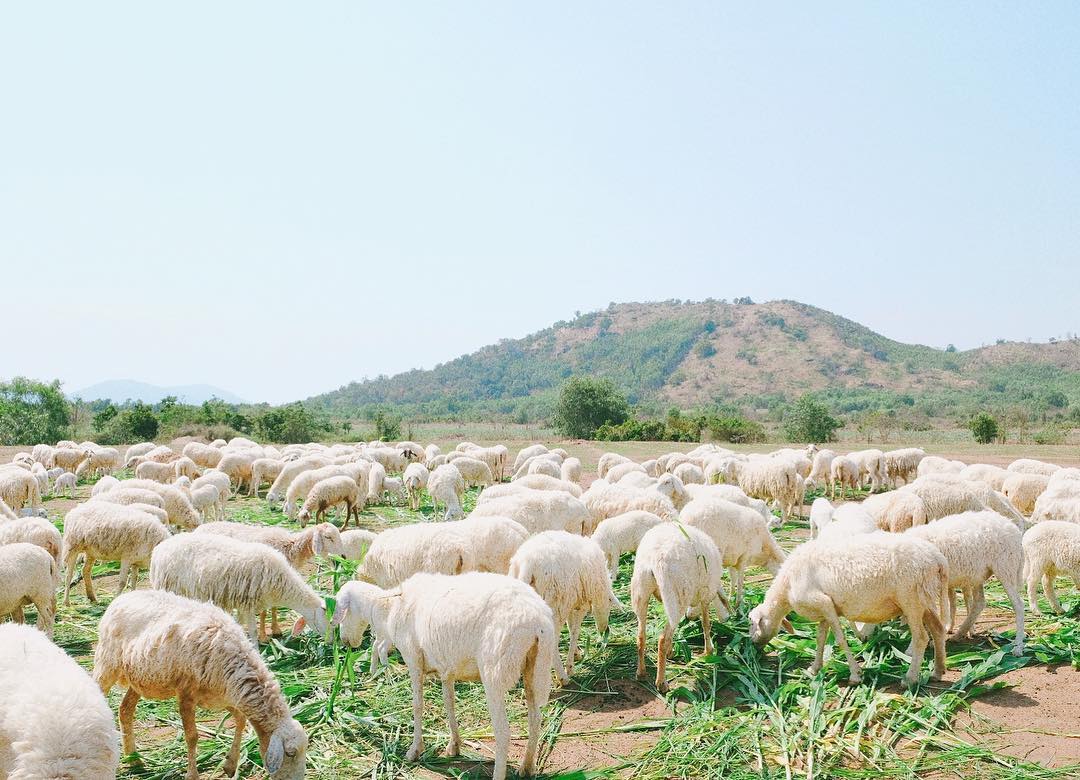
[0,623,120,780]
[806,449,836,490]
[76,447,122,479]
[829,456,860,500]
[424,444,442,463]
[427,464,466,520]
[907,511,1024,655]
[265,456,333,503]
[52,470,77,498]
[580,480,678,530]
[283,463,369,520]
[631,523,731,692]
[683,483,777,528]
[508,531,621,683]
[450,456,495,488]
[94,589,308,780]
[1031,475,1080,523]
[591,510,666,579]
[216,452,257,493]
[513,444,550,474]
[90,487,166,510]
[808,496,835,539]
[1007,458,1060,477]
[381,476,407,505]
[1023,521,1080,615]
[248,457,285,497]
[904,475,1025,528]
[481,474,583,499]
[113,479,201,529]
[62,502,171,605]
[959,463,1009,492]
[91,474,121,495]
[473,488,592,535]
[121,442,157,468]
[597,452,632,479]
[31,442,56,465]
[365,461,387,504]
[0,515,63,566]
[680,498,786,607]
[296,475,363,528]
[0,543,57,636]
[847,449,885,492]
[183,483,221,522]
[816,503,879,542]
[732,457,802,522]
[882,448,925,487]
[0,468,45,516]
[672,462,706,485]
[749,533,948,686]
[605,462,647,484]
[341,529,378,561]
[149,533,329,643]
[1001,472,1049,516]
[181,441,224,469]
[335,574,556,780]
[917,456,966,478]
[134,460,176,483]
[560,457,582,484]
[52,447,91,474]
[402,462,430,510]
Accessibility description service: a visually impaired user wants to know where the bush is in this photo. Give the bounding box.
[707,415,766,443]
[553,377,629,439]
[969,412,1000,444]
[98,402,159,444]
[373,410,402,442]
[782,396,841,443]
[594,419,667,442]
[1034,425,1068,445]
[0,377,72,445]
[255,403,330,444]
[695,341,717,359]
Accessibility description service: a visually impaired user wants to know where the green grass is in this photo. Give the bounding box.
[36,474,1080,779]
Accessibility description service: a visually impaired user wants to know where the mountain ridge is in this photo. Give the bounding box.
[72,380,246,405]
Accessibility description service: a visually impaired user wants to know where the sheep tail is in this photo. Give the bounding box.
[525,625,557,709]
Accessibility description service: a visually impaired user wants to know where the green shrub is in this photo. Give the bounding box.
[969,412,999,444]
[1033,425,1068,445]
[373,410,402,441]
[707,415,766,443]
[0,377,71,445]
[97,402,159,444]
[553,377,630,439]
[782,396,840,443]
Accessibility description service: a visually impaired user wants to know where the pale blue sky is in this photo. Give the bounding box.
[3,3,1078,403]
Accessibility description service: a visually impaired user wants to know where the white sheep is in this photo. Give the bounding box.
[829,456,860,500]
[808,496,835,539]
[427,463,466,520]
[580,480,678,531]
[121,441,157,467]
[906,511,1024,655]
[473,488,592,535]
[806,448,836,490]
[683,482,777,528]
[76,447,122,479]
[1007,458,1060,477]
[731,457,802,522]
[90,486,166,510]
[481,474,584,500]
[297,475,363,528]
[94,589,308,779]
[382,475,407,505]
[591,510,666,579]
[603,461,646,484]
[184,483,222,521]
[134,460,175,483]
[333,573,556,780]
[1001,472,1049,516]
[597,451,632,479]
[181,441,224,468]
[514,444,550,473]
[882,448,925,487]
[265,456,333,503]
[248,457,286,497]
[749,533,948,686]
[917,455,966,478]
[215,451,258,493]
[366,461,386,503]
[283,463,369,520]
[631,523,731,692]
[1022,520,1080,615]
[62,501,172,605]
[149,533,329,643]
[0,515,63,566]
[91,474,121,495]
[52,470,77,498]
[0,623,119,779]
[846,449,886,492]
[672,462,706,485]
[402,462,430,510]
[450,456,494,488]
[560,457,582,484]
[0,542,57,636]
[0,468,45,516]
[113,479,201,529]
[816,503,878,541]
[959,463,1009,491]
[508,530,621,683]
[340,529,378,561]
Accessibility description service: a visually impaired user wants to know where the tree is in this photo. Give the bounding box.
[0,377,72,445]
[969,412,999,444]
[255,402,329,444]
[93,403,118,432]
[373,409,402,441]
[552,377,629,439]
[782,396,841,443]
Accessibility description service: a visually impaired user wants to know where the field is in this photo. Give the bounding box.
[7,438,1080,779]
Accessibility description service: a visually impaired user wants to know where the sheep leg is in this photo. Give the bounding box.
[223,707,247,776]
[11,605,24,623]
[1044,573,1064,613]
[521,662,542,778]
[1027,566,1043,615]
[442,677,460,757]
[83,556,97,603]
[700,602,713,657]
[902,608,931,687]
[178,694,201,780]
[953,586,985,639]
[259,611,269,643]
[809,622,829,675]
[635,613,648,681]
[1001,577,1026,656]
[63,551,79,605]
[816,604,860,684]
[270,607,282,637]
[733,566,745,610]
[119,688,141,755]
[484,683,510,780]
[944,588,958,633]
[117,560,131,596]
[406,667,426,762]
[923,607,947,681]
[655,621,675,693]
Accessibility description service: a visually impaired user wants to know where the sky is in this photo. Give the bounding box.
[2,3,1078,403]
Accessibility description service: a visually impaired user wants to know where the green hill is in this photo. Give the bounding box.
[306,299,1080,423]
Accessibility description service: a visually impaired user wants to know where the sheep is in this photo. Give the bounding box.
[882,448,925,487]
[366,461,386,503]
[29,462,49,496]
[731,457,802,522]
[705,454,744,484]
[672,462,707,485]
[917,455,966,478]
[149,533,329,644]
[94,589,308,780]
[397,440,425,462]
[806,448,836,490]
[483,473,583,498]
[631,523,731,692]
[511,453,562,482]
[959,463,1009,491]
[903,475,1025,528]
[596,452,631,479]
[341,529,378,561]
[1001,472,1049,516]
[52,470,77,498]
[560,456,582,484]
[424,443,442,463]
[170,455,201,482]
[402,462,429,510]
[0,515,63,565]
[0,623,120,779]
[0,468,45,516]
[282,463,369,520]
[1022,521,1080,615]
[829,456,860,500]
[184,483,222,522]
[181,441,224,469]
[846,449,885,491]
[817,503,878,541]
[91,474,121,495]
[1031,475,1080,522]
[604,462,645,485]
[364,447,405,474]
[0,496,17,521]
[265,456,333,503]
[31,442,56,465]
[216,451,257,493]
[427,464,465,520]
[426,453,448,469]
[680,498,786,607]
[450,456,494,488]
[473,488,592,535]
[749,533,948,686]
[62,502,171,605]
[450,446,506,482]
[809,496,834,539]
[333,573,555,780]
[1007,458,1060,477]
[906,511,1024,655]
[121,442,157,467]
[193,470,232,514]
[52,447,91,474]
[591,510,665,579]
[580,480,678,530]
[683,483,778,528]
[513,444,550,473]
[508,531,621,683]
[296,475,363,528]
[0,542,57,636]
[113,479,201,529]
[76,447,122,479]
[135,460,175,483]
[90,487,166,510]
[381,476,407,505]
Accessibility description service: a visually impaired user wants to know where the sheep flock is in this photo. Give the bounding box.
[2,436,1080,778]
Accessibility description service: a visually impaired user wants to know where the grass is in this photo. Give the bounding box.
[30,469,1080,779]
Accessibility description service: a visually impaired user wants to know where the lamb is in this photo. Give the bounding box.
[427,463,465,520]
[94,589,308,780]
[91,474,120,495]
[149,533,329,643]
[181,441,224,469]
[0,623,120,779]
[680,498,786,607]
[296,475,363,528]
[560,457,582,484]
[265,456,333,503]
[808,496,835,538]
[341,529,378,561]
[1007,458,1060,477]
[192,470,232,515]
[580,480,678,530]
[62,502,172,605]
[906,511,1024,655]
[631,523,731,692]
[1001,472,1049,516]
[367,447,408,474]
[113,479,201,529]
[402,462,430,510]
[959,463,1009,491]
[134,460,176,483]
[0,515,63,566]
[806,448,836,490]
[450,456,495,488]
[1022,521,1080,615]
[170,455,201,482]
[829,456,860,500]
[749,533,948,686]
[508,531,621,683]
[591,510,666,579]
[333,573,555,780]
[731,457,802,522]
[185,483,222,522]
[29,463,49,497]
[0,468,45,516]
[473,488,592,535]
[52,470,77,498]
[382,476,407,505]
[0,543,57,636]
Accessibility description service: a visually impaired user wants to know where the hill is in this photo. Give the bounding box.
[307,300,1080,422]
[72,380,246,406]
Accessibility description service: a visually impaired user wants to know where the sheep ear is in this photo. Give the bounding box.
[330,594,349,627]
[312,532,325,557]
[781,618,795,634]
[291,617,307,637]
[266,732,285,774]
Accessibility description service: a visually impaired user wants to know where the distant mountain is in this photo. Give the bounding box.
[306,299,1080,419]
[72,380,245,405]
